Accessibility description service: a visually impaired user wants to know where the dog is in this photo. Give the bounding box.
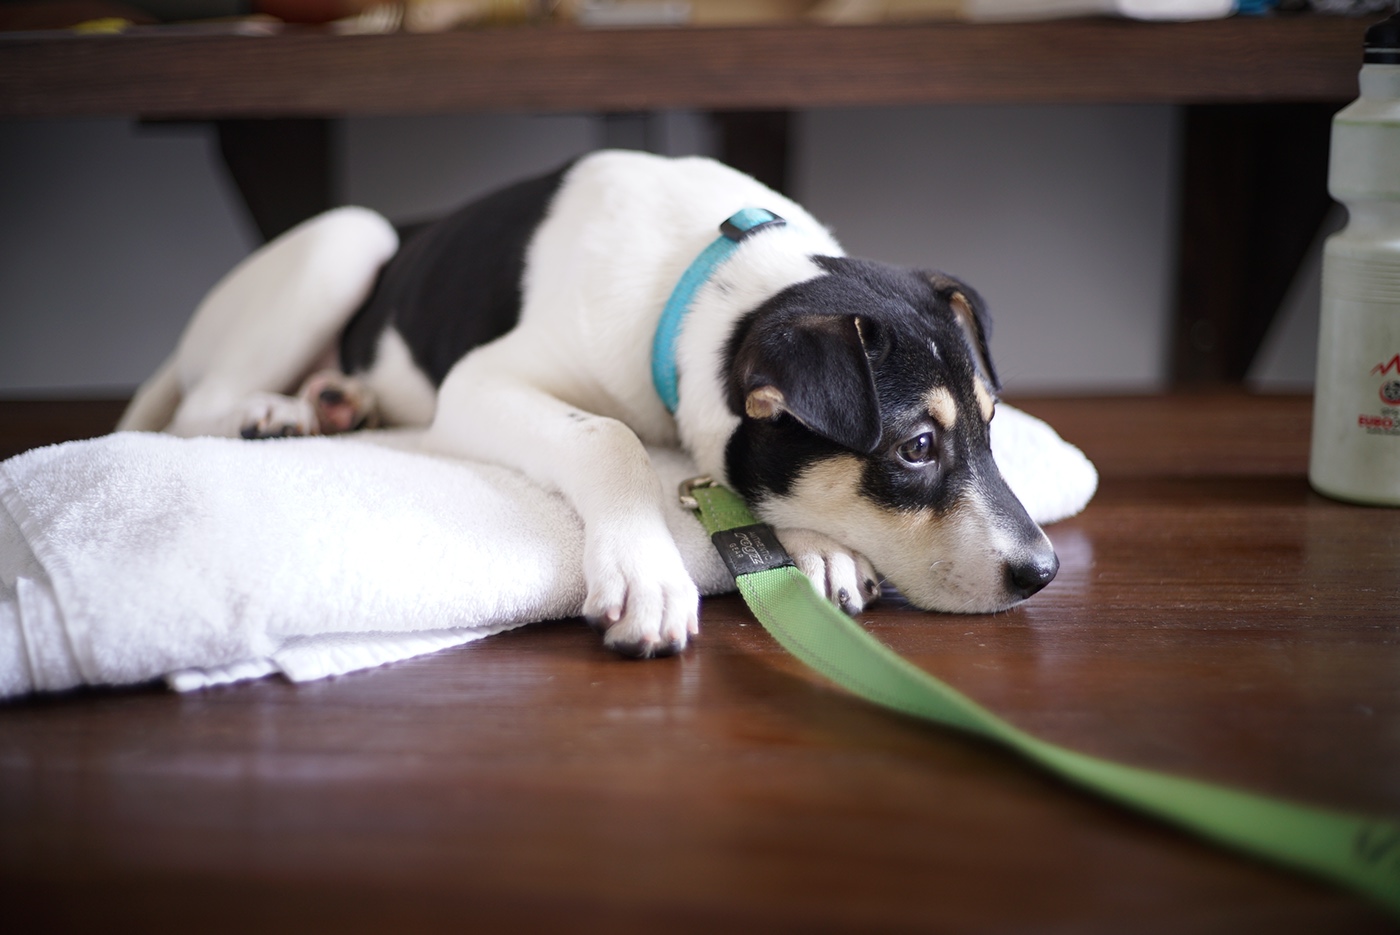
[118,150,1058,658]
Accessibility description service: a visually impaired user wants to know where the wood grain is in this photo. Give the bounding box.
[0,18,1368,119]
[1,394,1398,932]
[0,397,127,460]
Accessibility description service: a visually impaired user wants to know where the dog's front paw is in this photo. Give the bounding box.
[582,531,699,659]
[776,528,881,615]
[238,393,319,439]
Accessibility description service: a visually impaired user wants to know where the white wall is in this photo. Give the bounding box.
[796,104,1180,392]
[341,113,599,223]
[0,114,602,397]
[1247,204,1342,392]
[0,105,1268,398]
[0,119,257,395]
[340,111,716,222]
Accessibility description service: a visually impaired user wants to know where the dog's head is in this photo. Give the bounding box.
[723,256,1057,612]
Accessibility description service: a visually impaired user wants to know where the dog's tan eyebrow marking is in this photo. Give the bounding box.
[925,386,958,429]
[974,380,996,422]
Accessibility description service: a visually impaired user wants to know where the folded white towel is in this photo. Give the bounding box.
[0,408,1095,698]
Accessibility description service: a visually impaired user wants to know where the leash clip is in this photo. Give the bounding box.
[678,475,715,510]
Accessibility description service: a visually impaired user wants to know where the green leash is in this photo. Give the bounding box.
[682,478,1400,918]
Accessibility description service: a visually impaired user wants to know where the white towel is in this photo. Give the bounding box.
[0,407,1095,698]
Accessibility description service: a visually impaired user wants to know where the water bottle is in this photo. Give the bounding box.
[1310,11,1400,506]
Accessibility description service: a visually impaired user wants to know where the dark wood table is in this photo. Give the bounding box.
[0,18,1367,116]
[1,393,1397,932]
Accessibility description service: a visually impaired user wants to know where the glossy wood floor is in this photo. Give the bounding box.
[2,394,1397,933]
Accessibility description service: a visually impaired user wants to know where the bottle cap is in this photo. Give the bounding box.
[1364,11,1400,65]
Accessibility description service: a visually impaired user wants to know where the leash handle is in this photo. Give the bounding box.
[684,479,1400,918]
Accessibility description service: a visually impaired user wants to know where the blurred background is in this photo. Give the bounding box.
[0,0,1351,398]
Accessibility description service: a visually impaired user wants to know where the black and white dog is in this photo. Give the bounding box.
[119,150,1058,657]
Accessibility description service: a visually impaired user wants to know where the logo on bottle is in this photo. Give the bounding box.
[1360,355,1400,435]
[1373,354,1400,377]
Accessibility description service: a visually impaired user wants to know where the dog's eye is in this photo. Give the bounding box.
[897,432,936,466]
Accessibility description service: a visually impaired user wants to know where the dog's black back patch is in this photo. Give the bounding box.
[339,161,573,385]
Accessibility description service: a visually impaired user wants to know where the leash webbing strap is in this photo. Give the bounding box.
[685,480,1400,918]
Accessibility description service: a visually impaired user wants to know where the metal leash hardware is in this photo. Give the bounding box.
[679,476,1400,919]
[677,475,714,511]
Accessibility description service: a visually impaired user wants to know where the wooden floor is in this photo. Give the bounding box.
[1,394,1397,933]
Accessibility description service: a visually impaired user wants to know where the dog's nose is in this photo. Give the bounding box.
[1005,550,1059,600]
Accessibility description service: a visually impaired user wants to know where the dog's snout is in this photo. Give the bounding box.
[1005,549,1059,601]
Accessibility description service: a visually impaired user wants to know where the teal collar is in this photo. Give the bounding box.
[652,207,786,414]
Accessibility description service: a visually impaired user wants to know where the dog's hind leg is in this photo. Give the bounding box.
[116,354,182,432]
[297,369,380,435]
[426,351,699,658]
[154,207,398,438]
[216,367,379,440]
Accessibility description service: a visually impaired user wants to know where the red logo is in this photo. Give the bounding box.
[1372,354,1400,376]
[1382,380,1400,406]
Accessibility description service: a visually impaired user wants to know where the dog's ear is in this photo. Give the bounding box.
[734,313,882,454]
[929,273,1000,392]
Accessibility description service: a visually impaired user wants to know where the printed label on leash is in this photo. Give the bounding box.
[711,525,794,578]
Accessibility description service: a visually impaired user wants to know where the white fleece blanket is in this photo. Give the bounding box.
[0,408,1096,698]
